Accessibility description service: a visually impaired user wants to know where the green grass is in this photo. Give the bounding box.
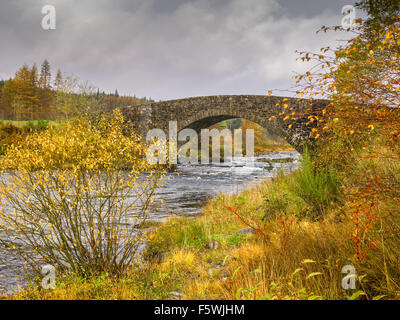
[289,152,341,217]
[0,119,57,129]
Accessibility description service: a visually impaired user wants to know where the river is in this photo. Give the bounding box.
[0,150,299,294]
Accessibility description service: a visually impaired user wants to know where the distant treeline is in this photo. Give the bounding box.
[0,60,152,121]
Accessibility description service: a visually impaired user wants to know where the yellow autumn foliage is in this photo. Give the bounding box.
[0,110,163,278]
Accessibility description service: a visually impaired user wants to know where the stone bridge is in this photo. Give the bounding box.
[121,95,329,152]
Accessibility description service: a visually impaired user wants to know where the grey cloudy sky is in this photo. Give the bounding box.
[0,0,358,100]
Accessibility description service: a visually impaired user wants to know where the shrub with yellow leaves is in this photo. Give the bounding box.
[293,15,400,168]
[0,109,164,278]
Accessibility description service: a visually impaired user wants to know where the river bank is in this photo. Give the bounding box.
[1,161,344,300]
[5,142,400,300]
[4,168,298,300]
[1,128,400,300]
[0,151,298,296]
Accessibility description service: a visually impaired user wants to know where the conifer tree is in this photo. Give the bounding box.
[39,59,51,89]
[38,59,54,118]
[0,79,15,119]
[13,64,40,120]
[54,69,63,91]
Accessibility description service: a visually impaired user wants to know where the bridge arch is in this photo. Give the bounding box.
[121,95,328,152]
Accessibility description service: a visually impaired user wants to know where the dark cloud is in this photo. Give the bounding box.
[0,0,358,100]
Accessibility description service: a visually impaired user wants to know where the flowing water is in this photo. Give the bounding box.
[0,150,299,294]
